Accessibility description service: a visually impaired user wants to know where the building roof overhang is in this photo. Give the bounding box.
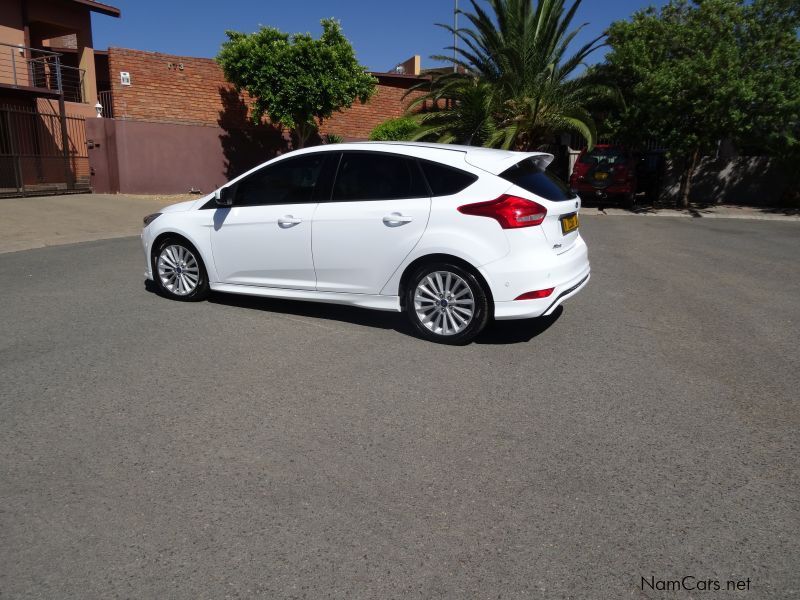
[66,0,121,18]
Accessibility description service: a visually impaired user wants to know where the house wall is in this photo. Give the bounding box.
[0,1,26,47]
[107,47,241,126]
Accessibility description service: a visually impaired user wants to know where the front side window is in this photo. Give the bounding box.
[332,152,428,201]
[500,158,575,202]
[235,154,326,206]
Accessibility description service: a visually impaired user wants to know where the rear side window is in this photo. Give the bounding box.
[236,153,326,206]
[500,158,575,201]
[332,152,428,201]
[419,160,478,196]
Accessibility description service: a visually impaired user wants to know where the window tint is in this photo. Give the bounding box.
[235,154,326,206]
[332,152,428,201]
[419,160,478,196]
[500,158,575,201]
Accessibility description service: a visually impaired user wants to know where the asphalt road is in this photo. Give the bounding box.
[1,215,798,599]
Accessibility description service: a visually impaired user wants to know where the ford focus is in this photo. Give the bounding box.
[141,142,590,344]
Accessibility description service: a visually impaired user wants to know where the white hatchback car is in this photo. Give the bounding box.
[141,142,590,344]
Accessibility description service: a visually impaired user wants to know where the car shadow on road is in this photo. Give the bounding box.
[145,281,562,345]
[475,306,563,344]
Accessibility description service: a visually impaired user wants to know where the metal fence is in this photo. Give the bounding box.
[0,104,90,196]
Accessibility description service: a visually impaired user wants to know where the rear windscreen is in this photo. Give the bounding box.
[579,147,627,166]
[500,158,576,201]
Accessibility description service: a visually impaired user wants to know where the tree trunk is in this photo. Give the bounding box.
[679,147,700,209]
[293,121,317,150]
[294,127,306,149]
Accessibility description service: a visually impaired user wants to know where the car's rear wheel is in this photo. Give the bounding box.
[153,237,209,301]
[405,262,489,345]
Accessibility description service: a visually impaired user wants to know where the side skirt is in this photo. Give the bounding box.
[210,283,402,312]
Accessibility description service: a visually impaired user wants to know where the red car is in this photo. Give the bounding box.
[569,145,638,208]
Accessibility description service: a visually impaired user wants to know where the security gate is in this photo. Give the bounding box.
[0,104,90,197]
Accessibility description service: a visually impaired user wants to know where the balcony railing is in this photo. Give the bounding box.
[98,90,114,118]
[0,42,85,103]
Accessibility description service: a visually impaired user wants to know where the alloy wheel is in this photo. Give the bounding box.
[157,244,200,296]
[414,270,475,336]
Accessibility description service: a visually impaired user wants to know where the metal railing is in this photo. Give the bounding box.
[0,42,85,103]
[98,90,114,118]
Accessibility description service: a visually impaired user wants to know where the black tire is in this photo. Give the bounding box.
[404,261,490,345]
[152,236,210,302]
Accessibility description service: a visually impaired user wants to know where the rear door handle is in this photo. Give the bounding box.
[382,212,413,225]
[278,215,302,226]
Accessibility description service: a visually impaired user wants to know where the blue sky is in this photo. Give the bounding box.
[92,1,669,72]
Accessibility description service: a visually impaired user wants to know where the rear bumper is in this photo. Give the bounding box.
[571,182,634,196]
[488,235,591,320]
[493,270,590,320]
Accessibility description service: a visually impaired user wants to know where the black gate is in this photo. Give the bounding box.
[0,104,90,197]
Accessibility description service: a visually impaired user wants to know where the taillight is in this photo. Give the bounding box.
[515,288,555,300]
[457,194,547,228]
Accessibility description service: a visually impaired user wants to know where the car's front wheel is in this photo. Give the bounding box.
[152,237,209,301]
[405,262,490,345]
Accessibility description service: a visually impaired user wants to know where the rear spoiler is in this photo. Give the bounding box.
[464,149,555,175]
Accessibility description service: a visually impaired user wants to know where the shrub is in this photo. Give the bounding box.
[369,117,418,141]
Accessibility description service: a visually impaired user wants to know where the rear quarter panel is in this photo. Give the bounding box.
[379,172,512,296]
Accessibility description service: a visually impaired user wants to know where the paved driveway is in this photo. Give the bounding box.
[1,216,798,598]
[0,193,189,254]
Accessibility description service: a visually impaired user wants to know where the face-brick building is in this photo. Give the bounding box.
[1,0,120,195]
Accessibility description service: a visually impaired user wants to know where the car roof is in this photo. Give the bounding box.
[291,141,553,174]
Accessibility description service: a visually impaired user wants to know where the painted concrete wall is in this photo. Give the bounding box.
[86,117,287,195]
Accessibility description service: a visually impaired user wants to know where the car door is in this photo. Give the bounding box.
[312,151,431,294]
[209,153,328,290]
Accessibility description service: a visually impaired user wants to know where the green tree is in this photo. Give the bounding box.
[604,0,800,207]
[408,0,608,149]
[217,19,377,148]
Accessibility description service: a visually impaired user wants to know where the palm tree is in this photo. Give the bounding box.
[408,0,608,150]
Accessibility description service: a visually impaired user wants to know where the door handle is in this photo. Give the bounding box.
[382,212,413,225]
[278,215,302,227]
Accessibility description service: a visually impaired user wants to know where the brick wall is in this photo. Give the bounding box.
[319,76,425,140]
[107,48,238,126]
[106,47,428,138]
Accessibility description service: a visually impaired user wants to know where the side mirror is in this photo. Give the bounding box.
[214,186,234,206]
